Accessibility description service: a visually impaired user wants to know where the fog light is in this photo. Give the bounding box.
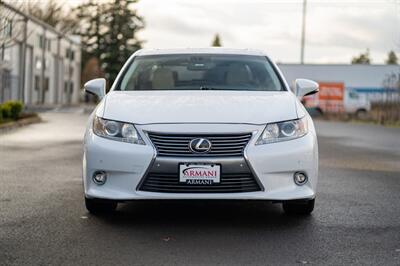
[294,172,307,186]
[93,171,107,185]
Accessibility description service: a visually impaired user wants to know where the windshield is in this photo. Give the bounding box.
[118,54,284,91]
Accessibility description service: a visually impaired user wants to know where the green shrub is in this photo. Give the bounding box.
[0,103,12,119]
[0,101,24,120]
[10,101,23,119]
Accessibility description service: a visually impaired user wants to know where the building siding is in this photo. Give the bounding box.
[0,3,81,106]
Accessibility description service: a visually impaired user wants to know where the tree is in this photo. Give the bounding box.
[211,34,222,47]
[102,0,144,83]
[82,57,104,86]
[22,0,79,33]
[75,0,107,67]
[385,50,398,65]
[82,57,104,102]
[0,2,31,79]
[75,0,144,85]
[351,49,371,64]
[0,4,23,49]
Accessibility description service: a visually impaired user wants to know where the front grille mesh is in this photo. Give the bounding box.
[139,172,261,193]
[147,132,253,157]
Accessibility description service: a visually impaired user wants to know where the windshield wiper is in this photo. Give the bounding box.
[199,86,215,90]
[199,86,232,90]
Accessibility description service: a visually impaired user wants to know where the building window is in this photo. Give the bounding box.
[64,81,68,93]
[1,44,11,61]
[38,35,52,50]
[0,18,12,37]
[34,57,49,70]
[63,81,74,94]
[2,70,11,88]
[35,57,42,69]
[0,70,11,102]
[65,49,75,60]
[44,77,49,91]
[38,35,44,49]
[35,76,40,91]
[3,46,11,61]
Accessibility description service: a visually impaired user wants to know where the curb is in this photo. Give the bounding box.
[0,116,42,134]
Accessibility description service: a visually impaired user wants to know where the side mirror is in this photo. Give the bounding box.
[84,78,106,99]
[295,79,319,98]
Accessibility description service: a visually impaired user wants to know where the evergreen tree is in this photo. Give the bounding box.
[351,49,371,64]
[211,34,222,47]
[102,0,144,83]
[385,50,398,65]
[75,0,144,85]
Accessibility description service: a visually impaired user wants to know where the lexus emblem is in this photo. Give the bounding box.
[189,138,212,153]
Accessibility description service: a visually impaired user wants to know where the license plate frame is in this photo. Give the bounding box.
[179,163,221,185]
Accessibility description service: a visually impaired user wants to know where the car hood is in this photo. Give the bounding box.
[102,91,298,124]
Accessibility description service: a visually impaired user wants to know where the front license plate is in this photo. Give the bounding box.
[179,164,221,185]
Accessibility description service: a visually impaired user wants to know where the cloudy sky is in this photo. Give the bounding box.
[130,0,400,64]
[40,0,400,63]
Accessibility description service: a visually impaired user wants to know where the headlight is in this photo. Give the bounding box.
[255,117,308,145]
[93,116,145,145]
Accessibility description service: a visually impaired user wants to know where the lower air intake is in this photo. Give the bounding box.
[138,172,262,193]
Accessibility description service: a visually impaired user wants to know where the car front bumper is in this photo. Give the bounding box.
[83,122,318,201]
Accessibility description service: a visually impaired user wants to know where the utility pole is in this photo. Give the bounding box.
[40,27,46,104]
[300,0,307,64]
[20,18,28,104]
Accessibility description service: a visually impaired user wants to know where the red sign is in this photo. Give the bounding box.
[318,82,344,101]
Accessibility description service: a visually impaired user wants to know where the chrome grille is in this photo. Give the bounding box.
[147,132,253,157]
[139,172,261,193]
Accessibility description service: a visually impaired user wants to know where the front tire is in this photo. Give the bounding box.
[355,109,368,120]
[282,199,315,215]
[85,197,117,214]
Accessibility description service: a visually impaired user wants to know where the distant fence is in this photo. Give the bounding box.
[377,73,400,124]
[371,102,400,124]
[0,70,20,103]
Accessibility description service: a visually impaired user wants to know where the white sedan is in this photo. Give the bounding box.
[83,48,319,215]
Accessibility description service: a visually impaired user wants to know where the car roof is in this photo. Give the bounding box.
[135,48,266,56]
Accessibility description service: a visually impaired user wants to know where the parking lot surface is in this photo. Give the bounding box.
[1,112,399,265]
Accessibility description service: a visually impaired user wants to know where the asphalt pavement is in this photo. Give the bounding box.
[0,112,399,265]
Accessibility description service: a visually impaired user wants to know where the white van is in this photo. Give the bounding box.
[303,84,371,118]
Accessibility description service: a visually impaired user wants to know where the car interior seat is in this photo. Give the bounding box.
[152,68,175,90]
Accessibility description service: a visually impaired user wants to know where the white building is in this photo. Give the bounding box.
[279,64,400,102]
[0,2,81,106]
